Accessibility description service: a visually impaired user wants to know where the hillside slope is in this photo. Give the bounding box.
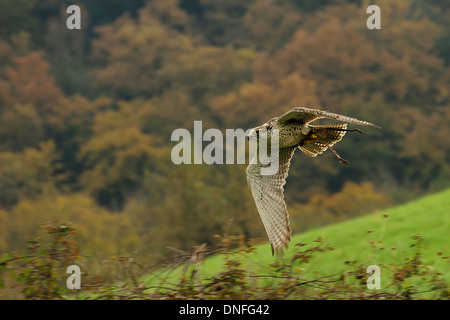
[80,189,449,299]
[198,188,450,284]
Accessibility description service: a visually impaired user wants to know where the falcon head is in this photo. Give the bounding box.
[247,120,275,142]
[247,126,263,141]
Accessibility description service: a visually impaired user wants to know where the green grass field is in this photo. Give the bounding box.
[146,188,449,294]
[73,189,448,299]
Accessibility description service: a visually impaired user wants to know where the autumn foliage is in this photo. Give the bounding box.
[0,0,449,283]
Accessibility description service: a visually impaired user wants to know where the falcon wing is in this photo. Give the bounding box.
[246,146,296,254]
[276,107,381,129]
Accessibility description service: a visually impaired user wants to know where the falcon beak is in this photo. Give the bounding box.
[247,128,258,141]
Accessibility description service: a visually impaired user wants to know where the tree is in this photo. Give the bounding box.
[136,164,266,256]
[0,51,65,113]
[0,104,44,152]
[91,1,255,107]
[0,0,37,41]
[78,100,170,210]
[257,1,445,107]
[0,141,58,210]
[91,3,195,99]
[0,51,67,142]
[244,0,302,51]
[210,73,318,128]
[0,193,141,258]
[43,4,93,97]
[188,0,255,46]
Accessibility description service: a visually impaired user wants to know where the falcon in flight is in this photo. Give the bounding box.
[246,107,381,255]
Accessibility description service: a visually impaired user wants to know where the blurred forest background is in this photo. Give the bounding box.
[0,0,449,266]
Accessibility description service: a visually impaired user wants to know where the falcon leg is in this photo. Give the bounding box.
[327,128,367,135]
[327,146,350,165]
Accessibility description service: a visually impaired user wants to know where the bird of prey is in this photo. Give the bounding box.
[246,107,381,255]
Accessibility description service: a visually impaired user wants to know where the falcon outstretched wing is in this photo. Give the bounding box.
[246,146,297,254]
[276,107,381,129]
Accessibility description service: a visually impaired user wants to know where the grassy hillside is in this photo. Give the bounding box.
[206,188,448,276]
[144,188,449,297]
[70,189,448,299]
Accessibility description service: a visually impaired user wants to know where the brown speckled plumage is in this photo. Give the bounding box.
[246,107,380,254]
